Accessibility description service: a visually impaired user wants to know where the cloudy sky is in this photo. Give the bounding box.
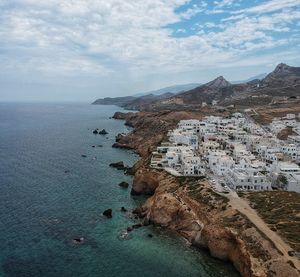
[0,0,300,102]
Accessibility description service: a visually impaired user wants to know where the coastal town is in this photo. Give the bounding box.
[151,112,300,193]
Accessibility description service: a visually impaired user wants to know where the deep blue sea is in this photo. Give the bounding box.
[0,103,239,277]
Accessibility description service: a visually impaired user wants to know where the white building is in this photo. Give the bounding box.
[225,169,271,191]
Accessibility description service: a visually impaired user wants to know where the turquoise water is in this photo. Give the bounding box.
[0,103,239,277]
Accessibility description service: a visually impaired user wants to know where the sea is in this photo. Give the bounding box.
[0,102,239,277]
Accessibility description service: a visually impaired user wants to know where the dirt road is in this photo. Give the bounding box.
[228,192,300,271]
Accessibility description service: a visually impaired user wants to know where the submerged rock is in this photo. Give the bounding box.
[132,223,143,229]
[73,237,84,244]
[118,181,129,188]
[99,129,108,135]
[109,161,126,170]
[147,234,153,238]
[121,207,127,212]
[103,209,112,218]
[81,155,87,158]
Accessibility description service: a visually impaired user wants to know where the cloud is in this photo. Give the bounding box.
[214,0,235,8]
[0,0,299,82]
[234,0,300,14]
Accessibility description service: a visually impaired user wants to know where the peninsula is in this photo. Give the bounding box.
[94,63,300,276]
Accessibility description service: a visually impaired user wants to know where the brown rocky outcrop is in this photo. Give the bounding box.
[112,111,133,120]
[111,110,205,156]
[131,168,161,195]
[118,181,129,188]
[134,170,299,277]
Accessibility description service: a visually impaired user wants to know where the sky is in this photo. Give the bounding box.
[0,0,300,102]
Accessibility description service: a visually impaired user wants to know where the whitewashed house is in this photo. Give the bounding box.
[225,169,271,191]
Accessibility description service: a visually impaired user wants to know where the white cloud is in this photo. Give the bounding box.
[234,0,300,14]
[0,0,299,80]
[214,0,235,8]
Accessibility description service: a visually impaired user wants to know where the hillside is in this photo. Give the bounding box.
[134,83,201,97]
[146,63,300,111]
[92,83,201,107]
[93,63,300,111]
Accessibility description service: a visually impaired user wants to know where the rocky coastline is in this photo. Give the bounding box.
[112,111,300,277]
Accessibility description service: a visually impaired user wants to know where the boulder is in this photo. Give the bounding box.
[109,161,126,170]
[73,237,84,244]
[132,223,143,229]
[112,112,129,120]
[118,182,129,188]
[99,129,108,135]
[115,133,125,142]
[120,207,127,212]
[93,129,98,134]
[103,209,112,218]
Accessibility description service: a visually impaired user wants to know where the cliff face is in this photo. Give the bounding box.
[133,169,299,277]
[112,111,300,277]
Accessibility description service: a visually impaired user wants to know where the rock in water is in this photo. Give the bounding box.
[103,209,112,218]
[118,181,129,188]
[73,237,84,244]
[121,207,127,212]
[81,154,87,158]
[99,129,108,135]
[127,226,133,232]
[93,129,98,134]
[132,223,142,229]
[109,161,126,170]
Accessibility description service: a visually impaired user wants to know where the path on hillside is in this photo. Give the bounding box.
[228,192,300,271]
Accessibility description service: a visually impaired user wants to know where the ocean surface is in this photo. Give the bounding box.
[0,103,239,277]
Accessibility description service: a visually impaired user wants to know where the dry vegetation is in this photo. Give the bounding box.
[252,100,300,124]
[240,191,300,251]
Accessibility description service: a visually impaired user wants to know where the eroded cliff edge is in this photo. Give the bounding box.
[112,111,300,277]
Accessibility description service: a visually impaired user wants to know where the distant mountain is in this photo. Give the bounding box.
[231,73,267,84]
[92,96,135,106]
[93,63,300,111]
[134,83,201,97]
[263,63,300,86]
[162,76,233,106]
[205,76,231,89]
[92,83,200,107]
[143,63,300,110]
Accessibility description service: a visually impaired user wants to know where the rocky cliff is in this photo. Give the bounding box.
[112,111,300,277]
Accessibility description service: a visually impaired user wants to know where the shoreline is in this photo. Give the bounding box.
[112,110,300,277]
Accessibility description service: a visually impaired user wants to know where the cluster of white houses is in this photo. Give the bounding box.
[151,113,300,193]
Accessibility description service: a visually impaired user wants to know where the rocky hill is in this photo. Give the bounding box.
[146,63,300,111]
[93,63,300,111]
[92,83,201,107]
